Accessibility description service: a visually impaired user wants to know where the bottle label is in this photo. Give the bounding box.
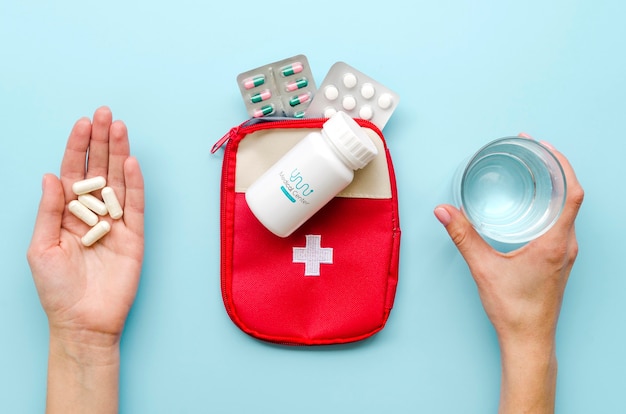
[279,168,314,205]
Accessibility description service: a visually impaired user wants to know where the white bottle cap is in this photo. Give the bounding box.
[322,111,378,170]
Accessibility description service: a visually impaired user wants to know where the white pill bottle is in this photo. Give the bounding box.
[245,111,378,237]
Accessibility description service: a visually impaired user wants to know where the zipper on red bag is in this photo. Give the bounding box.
[211,116,332,154]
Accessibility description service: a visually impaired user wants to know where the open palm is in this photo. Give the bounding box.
[27,106,144,345]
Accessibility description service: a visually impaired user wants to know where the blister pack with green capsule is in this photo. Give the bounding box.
[236,54,317,119]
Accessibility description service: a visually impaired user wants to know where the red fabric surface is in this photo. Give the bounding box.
[227,195,397,344]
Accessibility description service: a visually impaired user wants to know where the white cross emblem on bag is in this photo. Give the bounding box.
[292,235,333,276]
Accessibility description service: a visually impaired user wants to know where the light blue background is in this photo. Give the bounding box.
[1,0,624,412]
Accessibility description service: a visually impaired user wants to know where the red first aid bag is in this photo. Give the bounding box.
[213,117,401,345]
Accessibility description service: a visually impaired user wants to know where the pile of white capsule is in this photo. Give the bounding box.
[68,176,123,246]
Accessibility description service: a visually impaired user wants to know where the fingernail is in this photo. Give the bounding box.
[518,132,534,139]
[434,207,451,226]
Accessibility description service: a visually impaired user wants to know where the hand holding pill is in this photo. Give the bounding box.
[26,106,144,410]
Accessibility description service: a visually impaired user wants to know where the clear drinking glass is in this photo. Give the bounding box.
[453,137,567,244]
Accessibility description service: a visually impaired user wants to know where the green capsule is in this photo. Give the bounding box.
[286,78,308,91]
[281,62,304,77]
[253,104,274,118]
[243,75,265,89]
[289,93,311,107]
[250,89,271,103]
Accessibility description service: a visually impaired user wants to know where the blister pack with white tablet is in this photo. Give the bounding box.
[306,62,399,130]
[236,54,317,118]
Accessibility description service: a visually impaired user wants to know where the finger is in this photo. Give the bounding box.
[567,224,580,265]
[107,120,131,199]
[515,133,584,231]
[28,174,65,253]
[122,156,144,237]
[541,142,584,233]
[86,106,113,179]
[60,116,92,200]
[434,204,494,265]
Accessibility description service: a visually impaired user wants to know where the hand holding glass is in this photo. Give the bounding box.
[453,137,566,244]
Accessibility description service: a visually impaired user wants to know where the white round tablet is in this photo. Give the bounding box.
[342,95,357,111]
[323,107,338,118]
[324,85,339,101]
[359,105,374,120]
[377,93,393,109]
[342,72,358,89]
[360,83,375,99]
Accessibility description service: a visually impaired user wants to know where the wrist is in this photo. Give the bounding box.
[499,328,557,377]
[49,326,121,367]
[498,334,558,413]
[499,334,557,374]
[46,329,121,413]
[497,322,557,358]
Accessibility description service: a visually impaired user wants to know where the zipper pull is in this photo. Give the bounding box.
[211,127,239,153]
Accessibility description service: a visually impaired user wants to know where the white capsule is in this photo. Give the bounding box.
[81,220,111,247]
[101,186,123,219]
[78,194,108,216]
[68,200,98,226]
[72,176,106,195]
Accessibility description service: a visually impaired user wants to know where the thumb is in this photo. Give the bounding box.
[434,204,493,264]
[29,174,65,253]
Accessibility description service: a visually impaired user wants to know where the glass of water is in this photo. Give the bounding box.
[453,137,567,244]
